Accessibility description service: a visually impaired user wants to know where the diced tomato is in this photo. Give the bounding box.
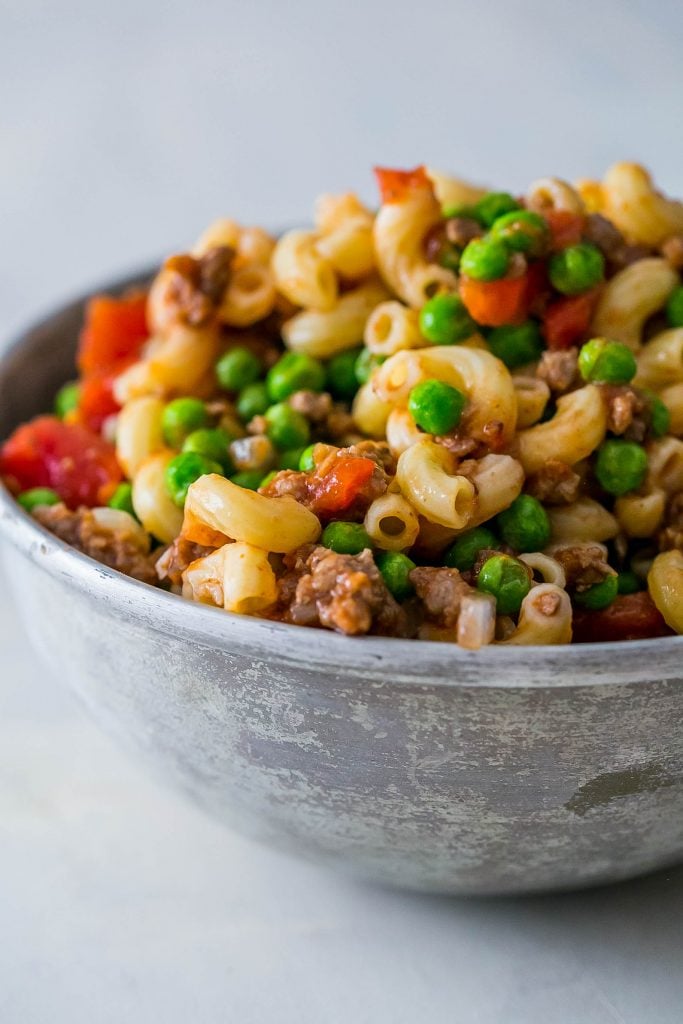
[542,288,600,350]
[572,592,673,643]
[0,416,122,509]
[460,272,531,327]
[78,293,148,376]
[311,456,375,515]
[77,367,129,432]
[524,260,550,313]
[545,210,585,251]
[374,166,430,205]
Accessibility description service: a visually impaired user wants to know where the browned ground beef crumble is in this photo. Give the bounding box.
[34,504,158,585]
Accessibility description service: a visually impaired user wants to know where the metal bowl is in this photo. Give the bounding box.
[1,271,682,896]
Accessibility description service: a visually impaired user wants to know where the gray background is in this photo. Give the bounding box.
[2,1,683,1020]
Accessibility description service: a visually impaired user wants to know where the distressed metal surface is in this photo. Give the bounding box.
[1,274,682,895]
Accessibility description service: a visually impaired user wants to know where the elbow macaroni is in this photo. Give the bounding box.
[282,279,390,358]
[592,259,678,351]
[396,440,476,529]
[373,172,458,307]
[648,550,683,635]
[517,386,607,475]
[271,229,338,311]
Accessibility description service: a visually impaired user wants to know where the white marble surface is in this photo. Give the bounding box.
[2,1,683,1020]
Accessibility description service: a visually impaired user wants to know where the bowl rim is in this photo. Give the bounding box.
[1,268,681,690]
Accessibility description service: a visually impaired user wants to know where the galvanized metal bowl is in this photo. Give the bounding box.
[1,272,682,896]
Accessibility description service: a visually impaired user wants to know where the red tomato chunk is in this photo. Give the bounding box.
[78,293,148,375]
[310,456,375,515]
[573,592,673,643]
[542,289,599,350]
[373,166,430,205]
[545,210,585,251]
[0,416,122,509]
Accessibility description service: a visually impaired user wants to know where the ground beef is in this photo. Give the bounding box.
[526,459,581,505]
[479,419,506,451]
[156,536,216,587]
[537,590,562,616]
[324,406,359,444]
[658,492,683,551]
[445,216,483,248]
[551,544,614,592]
[283,546,406,636]
[536,348,578,393]
[602,385,647,440]
[409,566,473,628]
[584,214,624,258]
[246,414,268,436]
[161,247,234,327]
[34,504,159,585]
[423,223,447,263]
[289,390,333,422]
[343,440,396,476]
[434,419,505,460]
[261,468,311,504]
[660,235,683,270]
[584,214,651,271]
[434,433,479,459]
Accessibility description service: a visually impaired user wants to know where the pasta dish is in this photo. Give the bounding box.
[2,162,682,646]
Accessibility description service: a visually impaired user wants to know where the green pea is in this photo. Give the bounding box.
[264,403,310,450]
[548,243,604,296]
[474,192,521,228]
[231,469,265,490]
[490,210,548,256]
[54,381,81,419]
[298,444,318,472]
[617,570,641,595]
[321,521,371,555]
[460,237,510,282]
[645,393,671,438]
[595,440,648,495]
[236,381,270,422]
[355,349,386,385]
[266,352,326,402]
[574,574,619,610]
[408,379,466,435]
[162,398,208,448]
[665,285,683,328]
[578,338,637,383]
[17,487,60,512]
[442,202,479,221]
[444,527,499,572]
[375,551,416,600]
[497,494,550,552]
[215,347,262,391]
[477,554,531,616]
[279,446,307,471]
[165,451,223,507]
[182,428,234,473]
[487,321,544,369]
[419,293,476,345]
[326,347,362,400]
[108,482,137,518]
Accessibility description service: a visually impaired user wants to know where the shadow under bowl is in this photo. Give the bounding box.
[1,270,682,896]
